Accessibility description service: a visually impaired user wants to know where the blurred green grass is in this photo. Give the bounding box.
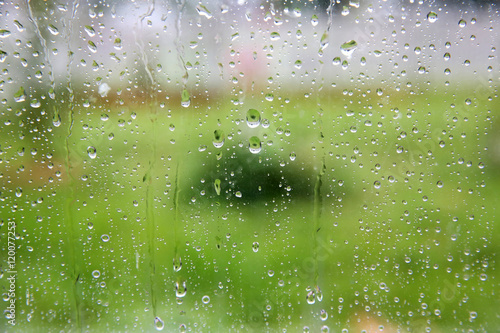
[1,86,498,331]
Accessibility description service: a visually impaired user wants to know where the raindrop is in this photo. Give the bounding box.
[374,180,381,189]
[311,14,319,26]
[84,25,96,37]
[332,57,341,65]
[202,295,210,304]
[214,179,221,196]
[88,40,97,53]
[248,136,262,154]
[294,60,302,69]
[87,146,97,159]
[340,40,357,58]
[252,242,259,252]
[0,30,11,38]
[173,257,182,272]
[113,38,122,50]
[181,89,190,107]
[427,12,438,23]
[154,317,164,331]
[306,290,315,304]
[270,32,280,41]
[196,4,212,19]
[437,180,443,188]
[14,87,27,102]
[289,152,296,161]
[30,98,41,108]
[47,24,59,35]
[92,270,101,278]
[458,19,467,28]
[213,129,225,148]
[246,109,261,128]
[320,309,328,321]
[235,191,242,198]
[101,234,110,242]
[0,50,7,62]
[175,280,187,297]
[15,187,23,197]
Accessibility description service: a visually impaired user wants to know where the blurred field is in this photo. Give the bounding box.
[1,83,498,331]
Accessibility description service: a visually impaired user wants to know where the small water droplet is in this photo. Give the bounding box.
[30,98,41,108]
[92,270,101,278]
[246,109,261,128]
[374,180,381,189]
[101,234,110,242]
[173,257,182,272]
[235,191,242,198]
[437,180,443,188]
[458,19,467,28]
[87,146,97,159]
[306,290,315,304]
[0,50,7,62]
[320,309,328,321]
[13,20,24,32]
[15,187,23,197]
[202,295,210,304]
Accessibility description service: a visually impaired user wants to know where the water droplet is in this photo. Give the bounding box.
[196,5,212,19]
[15,187,23,197]
[294,60,302,69]
[98,83,111,97]
[92,270,101,278]
[213,129,225,148]
[458,19,467,28]
[173,257,182,272]
[418,66,426,74]
[181,89,190,107]
[0,50,7,62]
[374,180,381,189]
[311,14,319,27]
[0,30,11,38]
[306,289,315,304]
[113,38,122,50]
[248,136,262,154]
[427,11,438,23]
[235,191,242,198]
[154,317,164,331]
[202,295,210,304]
[87,146,97,159]
[289,152,296,161]
[270,32,280,41]
[252,242,259,252]
[320,309,328,321]
[437,180,443,188]
[84,25,95,37]
[88,40,97,53]
[101,234,110,242]
[332,57,341,65]
[30,98,41,108]
[340,40,357,58]
[52,113,61,127]
[14,87,26,102]
[214,179,221,196]
[47,24,59,35]
[175,280,187,297]
[246,109,261,128]
[13,20,24,32]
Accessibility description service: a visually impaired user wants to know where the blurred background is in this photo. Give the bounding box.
[0,0,498,332]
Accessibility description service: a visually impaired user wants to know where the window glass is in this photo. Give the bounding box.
[1,0,498,331]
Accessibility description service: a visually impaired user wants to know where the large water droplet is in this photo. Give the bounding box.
[0,30,11,38]
[87,40,97,53]
[248,136,262,154]
[181,89,190,107]
[196,4,212,19]
[246,109,261,128]
[427,11,438,23]
[213,129,225,148]
[87,146,97,159]
[175,280,187,297]
[48,24,59,35]
[340,40,357,58]
[14,87,26,102]
[0,50,7,62]
[252,242,259,252]
[15,187,23,197]
[214,179,221,196]
[154,317,164,331]
[84,25,95,37]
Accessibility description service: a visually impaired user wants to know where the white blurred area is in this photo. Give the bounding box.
[0,0,497,103]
